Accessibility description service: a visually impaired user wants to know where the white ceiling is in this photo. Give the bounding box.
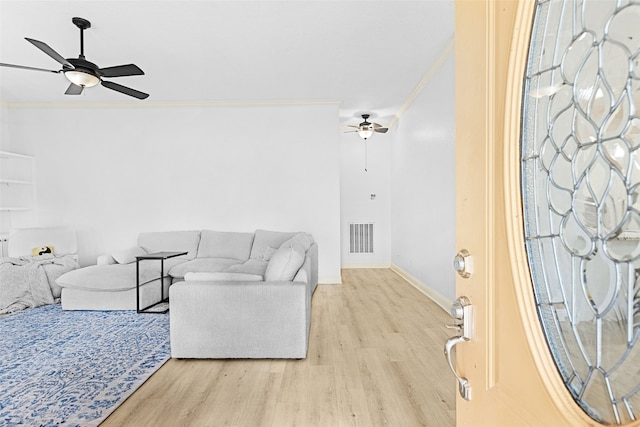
[0,0,454,125]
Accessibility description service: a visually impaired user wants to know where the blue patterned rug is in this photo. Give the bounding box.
[0,304,170,426]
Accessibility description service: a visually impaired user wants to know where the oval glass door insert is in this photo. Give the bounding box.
[521,0,640,424]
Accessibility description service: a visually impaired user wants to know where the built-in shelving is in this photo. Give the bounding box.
[0,150,36,234]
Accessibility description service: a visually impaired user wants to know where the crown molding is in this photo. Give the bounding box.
[1,37,453,119]
[387,35,455,130]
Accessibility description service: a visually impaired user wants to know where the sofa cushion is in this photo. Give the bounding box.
[225,259,269,276]
[56,258,185,292]
[184,272,263,281]
[169,258,243,279]
[138,230,200,260]
[111,246,147,264]
[264,237,306,281]
[197,230,254,261]
[250,229,298,260]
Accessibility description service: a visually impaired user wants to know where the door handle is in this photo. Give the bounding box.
[445,335,471,400]
[444,296,473,401]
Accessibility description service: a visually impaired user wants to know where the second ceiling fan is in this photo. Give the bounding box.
[0,17,149,99]
[344,114,388,140]
[345,114,389,172]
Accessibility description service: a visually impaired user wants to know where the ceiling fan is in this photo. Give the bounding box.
[344,114,389,172]
[344,114,389,140]
[0,17,149,99]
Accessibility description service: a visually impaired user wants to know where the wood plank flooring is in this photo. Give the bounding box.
[101,268,456,427]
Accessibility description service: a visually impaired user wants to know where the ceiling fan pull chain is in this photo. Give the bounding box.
[364,140,368,172]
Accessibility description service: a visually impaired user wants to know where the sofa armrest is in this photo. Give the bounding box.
[97,254,116,265]
[169,280,313,358]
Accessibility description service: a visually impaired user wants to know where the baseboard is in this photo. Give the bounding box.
[340,263,391,269]
[390,264,453,314]
[318,276,342,285]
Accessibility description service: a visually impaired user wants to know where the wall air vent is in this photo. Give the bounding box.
[349,223,374,254]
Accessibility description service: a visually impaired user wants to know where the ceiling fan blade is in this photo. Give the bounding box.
[345,125,360,130]
[65,83,84,95]
[0,62,60,74]
[372,123,389,133]
[98,64,145,78]
[25,38,73,68]
[101,80,149,99]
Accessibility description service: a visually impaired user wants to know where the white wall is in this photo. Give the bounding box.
[391,54,456,303]
[7,104,342,283]
[0,106,8,150]
[339,130,391,267]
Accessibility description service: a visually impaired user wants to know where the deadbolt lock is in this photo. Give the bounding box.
[453,249,473,278]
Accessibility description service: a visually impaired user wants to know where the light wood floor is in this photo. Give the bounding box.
[102,268,456,427]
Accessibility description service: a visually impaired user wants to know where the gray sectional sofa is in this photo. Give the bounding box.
[57,230,200,310]
[55,229,318,358]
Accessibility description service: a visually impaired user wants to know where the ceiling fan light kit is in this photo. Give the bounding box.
[65,70,100,88]
[0,17,149,99]
[358,127,374,140]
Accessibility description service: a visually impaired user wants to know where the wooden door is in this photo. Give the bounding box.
[454,0,640,425]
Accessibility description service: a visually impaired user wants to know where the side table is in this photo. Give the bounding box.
[136,251,187,313]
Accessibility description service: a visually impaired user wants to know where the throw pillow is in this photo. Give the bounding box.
[264,237,306,281]
[31,246,54,257]
[249,229,298,259]
[293,266,308,283]
[111,246,147,264]
[256,246,277,261]
[291,232,314,251]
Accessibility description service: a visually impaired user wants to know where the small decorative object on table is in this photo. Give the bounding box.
[136,251,187,313]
